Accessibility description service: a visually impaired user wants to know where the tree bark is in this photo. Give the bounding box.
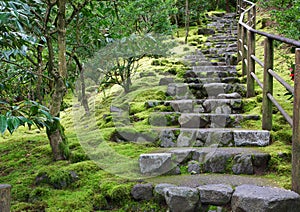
[0,184,11,212]
[46,0,70,161]
[36,40,44,103]
[226,0,230,12]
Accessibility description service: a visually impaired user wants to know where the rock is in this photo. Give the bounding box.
[169,148,194,163]
[197,184,233,205]
[35,171,79,189]
[225,53,238,65]
[198,28,215,35]
[140,71,156,77]
[159,130,176,147]
[110,106,124,113]
[194,104,205,113]
[154,183,176,197]
[145,101,160,108]
[215,105,232,114]
[179,114,208,128]
[159,77,174,86]
[204,83,232,98]
[131,183,153,201]
[167,83,191,99]
[187,161,201,174]
[177,131,196,147]
[164,187,200,212]
[154,183,176,196]
[232,185,300,212]
[209,131,233,147]
[154,184,176,203]
[110,128,137,142]
[217,92,241,99]
[170,100,193,113]
[167,166,181,175]
[210,114,231,128]
[204,152,231,173]
[234,130,270,146]
[232,154,254,175]
[139,153,172,174]
[252,153,271,174]
[167,83,176,96]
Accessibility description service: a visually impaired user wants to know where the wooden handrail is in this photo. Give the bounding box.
[237,0,300,194]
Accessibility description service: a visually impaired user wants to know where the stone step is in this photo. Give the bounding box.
[188,61,227,66]
[149,112,260,128]
[139,147,270,175]
[205,42,230,48]
[184,76,240,84]
[148,173,278,188]
[142,177,300,212]
[202,47,238,55]
[190,65,236,72]
[145,99,243,113]
[166,83,246,99]
[156,128,270,148]
[209,35,236,40]
[184,55,207,60]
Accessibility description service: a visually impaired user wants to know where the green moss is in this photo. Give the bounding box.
[129,102,146,115]
[179,165,188,174]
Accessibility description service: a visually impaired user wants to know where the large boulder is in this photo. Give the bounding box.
[198,184,233,205]
[164,187,200,212]
[231,185,300,212]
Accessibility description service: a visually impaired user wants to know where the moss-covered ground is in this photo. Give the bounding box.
[0,8,297,211]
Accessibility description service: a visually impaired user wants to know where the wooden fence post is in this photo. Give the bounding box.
[0,184,11,212]
[252,5,256,29]
[292,48,300,194]
[237,23,242,62]
[262,38,273,130]
[242,26,247,76]
[247,9,252,27]
[247,30,255,97]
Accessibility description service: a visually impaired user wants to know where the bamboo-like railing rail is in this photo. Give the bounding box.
[237,0,300,193]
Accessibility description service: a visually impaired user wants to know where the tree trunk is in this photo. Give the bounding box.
[80,64,89,114]
[36,40,44,103]
[0,184,11,212]
[184,0,190,44]
[226,0,230,13]
[46,0,70,161]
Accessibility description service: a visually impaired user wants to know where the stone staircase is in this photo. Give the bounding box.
[139,13,270,177]
[134,13,300,211]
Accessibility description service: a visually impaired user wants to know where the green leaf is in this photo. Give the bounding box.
[0,115,7,134]
[39,109,52,120]
[7,116,20,134]
[17,116,32,126]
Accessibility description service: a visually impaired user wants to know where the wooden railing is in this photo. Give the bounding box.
[237,0,300,193]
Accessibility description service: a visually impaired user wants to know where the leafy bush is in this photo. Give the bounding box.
[259,0,300,40]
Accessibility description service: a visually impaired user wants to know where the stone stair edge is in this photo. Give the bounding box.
[131,181,300,212]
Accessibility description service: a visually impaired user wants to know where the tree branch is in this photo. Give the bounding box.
[66,0,91,26]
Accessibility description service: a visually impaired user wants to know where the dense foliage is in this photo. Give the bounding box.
[258,0,300,40]
[0,0,236,159]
